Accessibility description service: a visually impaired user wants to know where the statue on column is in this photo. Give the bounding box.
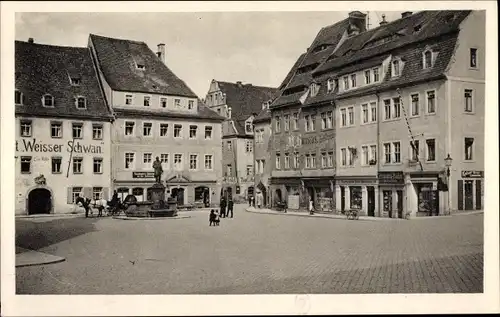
[153,157,163,184]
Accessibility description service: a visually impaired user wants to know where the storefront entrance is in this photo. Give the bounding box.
[171,187,185,205]
[367,186,375,216]
[27,188,52,215]
[397,190,404,218]
[464,180,474,210]
[417,184,439,216]
[195,186,210,207]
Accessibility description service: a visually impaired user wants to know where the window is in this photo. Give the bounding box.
[15,90,24,105]
[160,154,169,165]
[321,113,327,129]
[204,155,213,170]
[48,156,62,174]
[327,78,334,92]
[292,113,299,130]
[411,94,419,116]
[423,50,433,69]
[384,99,391,120]
[160,97,167,108]
[343,76,349,90]
[464,89,473,112]
[321,152,327,168]
[348,107,354,125]
[384,143,392,163]
[470,48,477,68]
[76,97,86,109]
[143,122,152,136]
[350,74,357,88]
[21,156,31,173]
[305,115,310,132]
[246,165,253,176]
[43,94,54,107]
[393,142,401,163]
[245,122,253,133]
[341,148,347,166]
[311,153,316,168]
[326,111,333,129]
[188,100,194,110]
[136,63,145,70]
[327,151,334,167]
[72,123,83,139]
[284,154,290,169]
[294,152,300,168]
[362,104,369,124]
[370,102,377,122]
[310,83,319,96]
[426,139,436,161]
[275,116,281,132]
[310,115,316,131]
[365,70,371,84]
[51,122,62,138]
[226,164,232,176]
[340,108,347,127]
[373,67,380,82]
[143,96,151,107]
[125,122,135,136]
[92,124,103,140]
[143,153,152,169]
[189,154,198,170]
[275,153,281,169]
[427,91,436,114]
[92,187,103,201]
[246,140,253,153]
[125,153,135,169]
[174,124,182,138]
[72,187,83,203]
[20,120,32,137]
[93,158,103,174]
[410,140,420,161]
[125,94,133,105]
[305,154,311,168]
[160,124,168,136]
[205,126,212,139]
[73,157,83,174]
[392,59,400,77]
[227,140,232,150]
[393,97,401,118]
[465,137,474,161]
[189,125,197,139]
[174,99,181,107]
[284,115,290,131]
[370,145,377,163]
[362,146,369,165]
[348,148,355,166]
[174,154,183,170]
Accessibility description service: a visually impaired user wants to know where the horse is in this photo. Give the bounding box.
[92,198,108,217]
[75,196,92,217]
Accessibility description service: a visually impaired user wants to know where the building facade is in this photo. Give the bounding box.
[253,103,273,207]
[269,10,485,217]
[204,79,277,202]
[88,34,224,206]
[15,39,113,215]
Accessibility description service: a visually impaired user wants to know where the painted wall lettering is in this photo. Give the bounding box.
[16,139,102,154]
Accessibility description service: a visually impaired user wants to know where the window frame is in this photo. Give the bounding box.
[159,123,169,137]
[422,50,433,69]
[189,154,199,170]
[124,152,136,170]
[160,97,167,108]
[189,125,198,139]
[92,124,103,140]
[173,124,183,138]
[173,153,183,170]
[425,138,437,162]
[425,90,437,115]
[464,89,474,113]
[75,96,87,109]
[93,157,103,174]
[364,70,371,85]
[20,156,32,174]
[204,154,213,170]
[124,121,136,137]
[392,97,401,119]
[72,157,83,174]
[51,156,62,174]
[142,122,153,137]
[204,126,213,139]
[275,153,281,170]
[188,100,195,110]
[410,92,420,117]
[469,48,478,69]
[361,103,369,124]
[125,94,134,106]
[72,122,84,139]
[373,67,380,82]
[20,120,32,137]
[50,121,63,139]
[42,94,55,108]
[143,153,153,170]
[143,95,151,107]
[350,74,357,88]
[15,90,24,105]
[383,99,392,120]
[464,137,475,162]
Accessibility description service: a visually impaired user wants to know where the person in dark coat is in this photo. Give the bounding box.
[220,197,227,218]
[227,198,234,218]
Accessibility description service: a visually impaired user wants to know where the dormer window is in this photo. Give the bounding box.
[188,100,194,110]
[327,78,334,93]
[15,90,24,105]
[75,96,86,109]
[245,121,253,133]
[392,59,401,77]
[343,76,349,90]
[350,74,357,88]
[42,94,54,107]
[70,77,81,86]
[310,83,319,97]
[136,63,145,70]
[414,24,422,33]
[423,49,437,69]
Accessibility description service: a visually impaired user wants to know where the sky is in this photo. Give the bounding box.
[15,11,404,98]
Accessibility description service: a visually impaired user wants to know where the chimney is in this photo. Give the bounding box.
[379,14,388,26]
[348,11,367,36]
[28,38,34,43]
[401,11,412,19]
[236,81,242,87]
[157,43,166,64]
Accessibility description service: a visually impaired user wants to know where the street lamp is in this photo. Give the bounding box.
[444,154,453,215]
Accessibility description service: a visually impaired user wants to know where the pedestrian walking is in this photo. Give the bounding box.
[309,198,314,215]
[220,197,227,218]
[227,198,234,218]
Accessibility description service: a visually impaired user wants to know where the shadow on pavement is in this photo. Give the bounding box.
[16,217,100,252]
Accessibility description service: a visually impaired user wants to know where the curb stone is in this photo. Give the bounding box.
[112,215,191,220]
[16,247,66,268]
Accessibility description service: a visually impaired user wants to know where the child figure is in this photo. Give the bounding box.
[209,209,220,226]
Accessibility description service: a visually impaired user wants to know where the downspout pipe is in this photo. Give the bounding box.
[375,90,381,217]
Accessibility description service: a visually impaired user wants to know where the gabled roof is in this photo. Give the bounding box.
[216,80,277,122]
[15,40,113,121]
[89,34,197,98]
[278,53,306,91]
[253,106,271,123]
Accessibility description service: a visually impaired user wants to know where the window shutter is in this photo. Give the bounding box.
[103,187,109,201]
[84,187,92,199]
[67,187,73,204]
[475,180,482,210]
[457,180,464,210]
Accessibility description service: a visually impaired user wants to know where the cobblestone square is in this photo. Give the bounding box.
[15,204,483,294]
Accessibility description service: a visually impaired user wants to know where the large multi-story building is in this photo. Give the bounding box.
[204,80,277,202]
[88,34,224,206]
[269,10,485,217]
[15,39,114,215]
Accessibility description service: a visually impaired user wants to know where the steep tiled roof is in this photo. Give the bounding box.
[253,107,271,123]
[278,53,306,90]
[15,40,112,121]
[89,34,197,98]
[113,103,225,121]
[217,81,277,121]
[271,18,350,108]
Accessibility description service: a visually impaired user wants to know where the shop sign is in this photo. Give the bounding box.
[336,179,377,185]
[132,172,154,178]
[378,172,405,184]
[461,170,483,178]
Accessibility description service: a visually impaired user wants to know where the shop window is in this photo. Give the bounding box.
[350,186,362,209]
[383,190,392,213]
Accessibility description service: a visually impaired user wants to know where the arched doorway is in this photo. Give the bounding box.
[171,187,185,205]
[257,182,267,206]
[195,186,210,207]
[27,188,52,215]
[275,188,282,203]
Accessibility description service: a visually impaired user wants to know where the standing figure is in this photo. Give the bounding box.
[309,198,314,215]
[227,198,234,218]
[153,156,163,184]
[220,197,227,218]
